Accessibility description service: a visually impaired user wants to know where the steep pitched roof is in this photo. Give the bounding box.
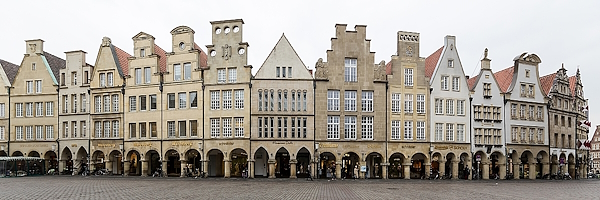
[467,75,478,91]
[425,47,443,78]
[569,76,577,96]
[385,61,392,75]
[539,73,556,96]
[493,66,514,93]
[42,51,66,81]
[153,44,167,73]
[112,45,131,77]
[194,43,208,69]
[0,59,19,83]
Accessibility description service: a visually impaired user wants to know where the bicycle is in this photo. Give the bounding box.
[153,168,165,178]
[95,169,109,176]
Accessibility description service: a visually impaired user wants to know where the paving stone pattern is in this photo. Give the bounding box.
[0,176,598,199]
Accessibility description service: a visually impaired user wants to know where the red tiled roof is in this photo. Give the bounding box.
[467,75,478,91]
[194,43,208,69]
[113,45,131,76]
[493,66,514,93]
[154,44,167,73]
[425,47,443,78]
[539,73,556,96]
[569,75,576,96]
[385,61,392,75]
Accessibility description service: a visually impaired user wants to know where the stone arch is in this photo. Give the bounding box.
[318,151,336,179]
[296,147,311,178]
[207,149,224,177]
[75,146,88,162]
[165,149,181,177]
[0,150,6,157]
[274,147,290,178]
[29,151,41,157]
[125,150,141,176]
[145,150,161,175]
[365,152,383,179]
[410,153,428,179]
[388,152,406,179]
[12,151,23,157]
[184,149,201,176]
[254,147,269,178]
[61,147,73,161]
[230,148,248,177]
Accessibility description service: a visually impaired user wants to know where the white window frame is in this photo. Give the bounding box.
[46,102,53,116]
[391,120,401,140]
[452,76,460,91]
[112,94,119,112]
[435,123,443,141]
[16,126,23,140]
[404,94,413,113]
[135,68,142,85]
[391,93,401,113]
[235,90,244,109]
[457,124,464,142]
[35,80,42,93]
[344,116,356,140]
[404,68,413,86]
[112,121,119,138]
[210,91,220,110]
[327,90,339,111]
[107,72,113,86]
[211,119,220,138]
[435,98,443,114]
[361,116,373,140]
[446,123,454,141]
[344,91,356,112]
[235,118,244,137]
[174,64,182,81]
[441,76,449,91]
[178,92,187,109]
[228,68,237,83]
[184,63,192,80]
[26,81,33,94]
[457,100,465,116]
[129,96,136,112]
[222,90,232,110]
[223,118,232,138]
[416,121,425,140]
[144,67,152,83]
[416,94,425,114]
[344,58,357,82]
[327,116,340,139]
[362,91,373,112]
[446,99,454,115]
[217,69,226,83]
[404,121,413,140]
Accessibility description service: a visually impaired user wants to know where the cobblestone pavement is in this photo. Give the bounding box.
[0,176,599,200]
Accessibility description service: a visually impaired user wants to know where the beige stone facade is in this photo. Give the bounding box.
[0,59,14,157]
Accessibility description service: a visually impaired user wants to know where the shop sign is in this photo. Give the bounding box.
[401,145,415,149]
[343,145,359,149]
[273,141,293,145]
[98,144,116,148]
[433,145,468,151]
[219,142,234,146]
[133,143,151,147]
[360,166,367,172]
[19,144,49,148]
[319,143,338,148]
[367,145,381,149]
[476,154,481,162]
[172,142,192,146]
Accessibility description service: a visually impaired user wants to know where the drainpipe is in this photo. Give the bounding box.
[249,80,252,177]
[7,86,10,155]
[385,82,388,170]
[56,86,60,166]
[469,96,473,168]
[87,88,91,173]
[159,74,163,165]
[313,80,316,179]
[201,69,205,173]
[121,83,126,171]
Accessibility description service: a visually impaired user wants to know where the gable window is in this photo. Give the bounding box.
[404,68,413,86]
[483,83,492,97]
[100,73,106,87]
[525,70,530,78]
[448,59,454,68]
[344,91,356,112]
[184,63,192,80]
[106,72,113,86]
[441,76,449,90]
[303,91,307,111]
[228,68,237,83]
[282,67,286,78]
[283,90,288,111]
[174,64,182,81]
[140,48,145,58]
[528,85,534,97]
[327,90,340,111]
[32,63,36,71]
[276,67,280,78]
[72,72,77,85]
[288,67,292,78]
[26,81,33,94]
[258,90,263,111]
[144,67,151,83]
[223,90,232,110]
[60,73,65,86]
[217,69,226,83]
[445,99,454,115]
[135,68,142,85]
[452,77,460,91]
[344,58,357,82]
[84,71,89,84]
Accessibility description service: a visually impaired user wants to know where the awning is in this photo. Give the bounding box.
[0,157,45,161]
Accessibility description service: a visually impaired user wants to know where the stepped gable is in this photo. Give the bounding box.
[424,47,443,78]
[493,66,514,93]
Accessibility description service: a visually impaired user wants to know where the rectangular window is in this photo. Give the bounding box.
[144,67,151,83]
[190,92,197,108]
[416,121,425,140]
[291,91,295,111]
[457,100,465,115]
[529,105,534,120]
[404,94,413,113]
[25,103,33,117]
[327,116,340,139]
[441,76,449,90]
[283,91,288,111]
[404,68,413,86]
[288,67,292,78]
[446,99,454,115]
[457,124,465,142]
[404,121,413,140]
[26,81,33,94]
[104,95,110,112]
[223,90,232,110]
[107,72,113,86]
[72,72,77,85]
[16,126,23,140]
[362,116,373,140]
[112,121,119,138]
[416,94,425,114]
[217,69,226,83]
[46,102,53,116]
[190,120,198,137]
[452,77,460,91]
[258,118,263,138]
[234,118,244,137]
[35,80,42,93]
[528,85,534,97]
[344,116,356,139]
[84,71,89,84]
[95,122,102,138]
[538,129,544,143]
[46,125,54,139]
[129,96,137,111]
[178,121,186,137]
[103,121,110,138]
[71,122,76,138]
[435,123,443,141]
[168,93,175,109]
[483,83,491,97]
[63,122,69,139]
[391,120,401,140]
[35,102,43,117]
[184,63,192,80]
[135,68,142,85]
[95,96,101,113]
[258,91,263,111]
[228,68,237,83]
[303,91,307,111]
[167,121,175,138]
[537,106,543,121]
[150,95,156,110]
[276,67,280,78]
[270,91,274,111]
[211,91,220,110]
[223,118,232,138]
[63,95,69,113]
[16,103,23,117]
[140,49,145,57]
[435,99,443,114]
[391,93,401,113]
[178,92,186,109]
[448,60,454,68]
[282,67,286,78]
[277,117,282,138]
[100,73,106,87]
[302,117,307,138]
[174,64,182,81]
[72,95,77,113]
[0,103,4,117]
[140,95,147,111]
[140,122,147,138]
[112,95,119,112]
[150,122,157,138]
[327,90,340,111]
[446,123,454,141]
[235,90,244,109]
[0,127,4,140]
[344,58,357,82]
[25,126,32,140]
[344,91,356,111]
[362,91,373,112]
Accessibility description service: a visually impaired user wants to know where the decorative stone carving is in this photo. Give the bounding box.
[222,44,231,60]
[315,58,327,79]
[484,48,488,59]
[28,44,36,54]
[374,60,386,81]
[101,37,112,47]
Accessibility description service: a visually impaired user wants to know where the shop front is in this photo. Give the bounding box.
[203,139,250,178]
[431,143,471,179]
[250,141,314,179]
[315,141,386,179]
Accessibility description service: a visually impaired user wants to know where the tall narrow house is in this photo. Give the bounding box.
[0,59,18,157]
[571,69,589,178]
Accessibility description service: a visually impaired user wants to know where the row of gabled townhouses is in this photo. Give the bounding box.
[0,19,591,180]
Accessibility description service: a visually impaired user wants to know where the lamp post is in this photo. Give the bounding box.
[119,144,124,175]
[198,142,203,175]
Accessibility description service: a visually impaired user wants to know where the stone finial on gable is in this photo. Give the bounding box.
[374,60,386,81]
[102,37,112,47]
[481,48,491,70]
[315,58,328,79]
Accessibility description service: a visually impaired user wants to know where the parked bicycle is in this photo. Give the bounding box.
[153,167,165,178]
[94,169,110,176]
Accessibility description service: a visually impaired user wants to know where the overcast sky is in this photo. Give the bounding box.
[2,1,599,138]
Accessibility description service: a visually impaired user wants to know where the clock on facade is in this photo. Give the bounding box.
[210,50,216,57]
[238,48,245,55]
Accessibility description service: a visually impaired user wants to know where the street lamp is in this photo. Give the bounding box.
[119,144,124,175]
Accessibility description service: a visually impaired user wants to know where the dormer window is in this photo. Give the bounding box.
[140,48,145,58]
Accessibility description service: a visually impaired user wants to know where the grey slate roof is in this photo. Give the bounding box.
[43,51,66,80]
[0,58,19,83]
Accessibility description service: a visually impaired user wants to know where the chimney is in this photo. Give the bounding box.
[481,48,491,70]
[465,75,470,80]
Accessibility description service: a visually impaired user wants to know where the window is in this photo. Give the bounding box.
[303,91,307,111]
[190,120,198,137]
[302,117,307,138]
[184,63,191,80]
[291,117,296,138]
[63,122,69,138]
[457,100,465,115]
[26,81,33,94]
[63,95,69,113]
[104,95,110,112]
[107,72,113,86]
[520,84,526,97]
[190,92,197,108]
[344,58,357,82]
[270,90,274,111]
[94,96,101,113]
[263,90,269,111]
[457,124,465,142]
[404,121,413,140]
[135,68,142,85]
[174,64,182,81]
[391,93,402,113]
[32,63,36,70]
[223,90,232,110]
[223,118,232,138]
[0,126,4,140]
[441,76,449,90]
[178,121,186,137]
[258,118,263,138]
[448,59,454,68]
[529,105,534,120]
[511,104,517,118]
[435,99,443,114]
[150,95,156,110]
[344,91,356,111]
[445,99,454,115]
[95,122,102,138]
[416,121,425,140]
[483,83,492,97]
[16,126,23,140]
[391,120,401,140]
[288,67,292,78]
[178,92,186,109]
[258,90,262,111]
[217,69,226,83]
[150,122,157,138]
[25,126,32,140]
[140,95,147,111]
[46,125,54,139]
[446,123,454,141]
[36,102,43,116]
[167,121,175,138]
[538,129,544,143]
[139,122,146,138]
[235,90,244,109]
[282,67,286,78]
[362,91,373,112]
[283,91,288,111]
[46,102,53,116]
[104,121,110,138]
[16,103,23,117]
[327,116,340,139]
[84,71,89,84]
[129,96,137,111]
[435,123,443,141]
[211,91,220,110]
[276,67,280,78]
[112,121,119,138]
[362,116,373,140]
[537,106,543,121]
[452,77,460,91]
[72,72,77,85]
[344,116,356,139]
[144,67,151,83]
[404,68,413,86]
[72,95,77,113]
[112,95,119,112]
[520,128,526,142]
[228,68,237,83]
[277,117,282,138]
[168,93,175,109]
[404,94,413,113]
[25,103,33,117]
[327,90,339,111]
[0,103,4,117]
[416,94,425,114]
[100,73,106,87]
[235,118,244,137]
[291,91,296,111]
[528,85,534,97]
[35,80,42,93]
[140,48,145,57]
